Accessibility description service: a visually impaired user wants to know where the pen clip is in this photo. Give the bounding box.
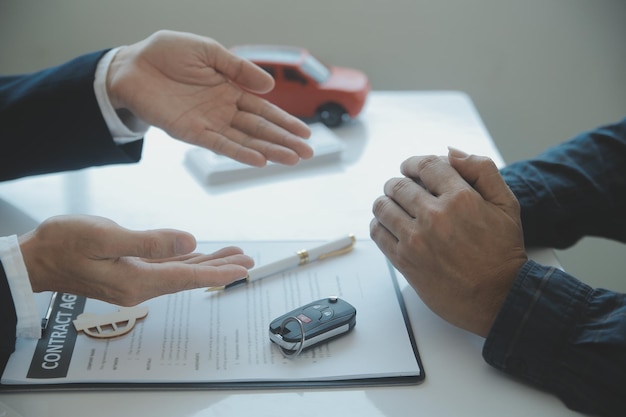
[316,234,356,261]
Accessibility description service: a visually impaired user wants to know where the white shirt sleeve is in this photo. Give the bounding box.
[93,47,150,145]
[0,236,41,339]
[2,49,151,340]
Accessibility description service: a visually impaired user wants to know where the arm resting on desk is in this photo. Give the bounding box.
[489,117,626,416]
[483,260,626,417]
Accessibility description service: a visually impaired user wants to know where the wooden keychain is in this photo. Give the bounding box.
[73,306,149,339]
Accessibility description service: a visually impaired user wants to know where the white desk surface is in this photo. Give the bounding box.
[0,91,582,416]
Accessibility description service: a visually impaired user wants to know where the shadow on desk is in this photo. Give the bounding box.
[0,199,38,236]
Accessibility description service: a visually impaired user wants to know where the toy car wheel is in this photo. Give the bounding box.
[317,103,346,127]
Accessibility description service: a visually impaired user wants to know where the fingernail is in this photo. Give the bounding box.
[448,146,469,159]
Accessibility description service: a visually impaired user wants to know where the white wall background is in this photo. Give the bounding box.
[1,0,625,291]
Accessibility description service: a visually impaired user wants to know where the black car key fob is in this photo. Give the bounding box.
[269,296,356,357]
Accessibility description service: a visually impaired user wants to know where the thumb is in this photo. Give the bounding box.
[447,147,519,214]
[113,228,197,260]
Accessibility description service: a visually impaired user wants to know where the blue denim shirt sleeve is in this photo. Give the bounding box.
[483,260,626,416]
[500,118,626,249]
[483,118,626,416]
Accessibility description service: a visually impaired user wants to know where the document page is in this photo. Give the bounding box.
[2,239,423,388]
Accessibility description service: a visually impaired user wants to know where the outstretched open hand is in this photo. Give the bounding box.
[19,215,254,306]
[106,30,313,167]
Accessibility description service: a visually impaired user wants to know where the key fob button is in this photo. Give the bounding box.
[319,307,334,321]
[302,306,322,320]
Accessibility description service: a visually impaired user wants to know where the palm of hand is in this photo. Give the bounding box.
[107,31,312,166]
[120,56,262,153]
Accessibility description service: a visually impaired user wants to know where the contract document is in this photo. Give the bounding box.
[1,239,424,391]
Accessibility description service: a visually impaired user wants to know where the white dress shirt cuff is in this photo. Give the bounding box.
[94,47,150,145]
[0,235,41,339]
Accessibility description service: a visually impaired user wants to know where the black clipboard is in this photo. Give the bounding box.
[1,240,425,392]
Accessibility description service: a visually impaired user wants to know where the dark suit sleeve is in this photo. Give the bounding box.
[0,50,144,181]
[0,261,17,376]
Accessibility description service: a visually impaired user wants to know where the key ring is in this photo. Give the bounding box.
[278,316,306,358]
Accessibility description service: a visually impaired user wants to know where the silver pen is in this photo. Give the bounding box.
[207,234,356,291]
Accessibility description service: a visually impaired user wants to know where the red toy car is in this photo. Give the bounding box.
[231,45,369,127]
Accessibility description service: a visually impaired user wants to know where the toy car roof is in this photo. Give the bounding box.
[230,45,308,65]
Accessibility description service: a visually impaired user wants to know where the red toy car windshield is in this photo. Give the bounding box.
[301,55,330,83]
